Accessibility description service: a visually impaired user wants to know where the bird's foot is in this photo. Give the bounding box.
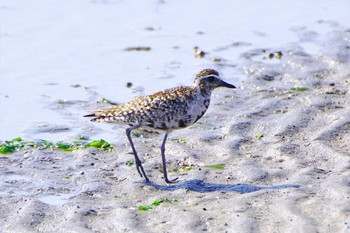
[135,164,143,177]
[165,176,179,184]
[135,161,150,182]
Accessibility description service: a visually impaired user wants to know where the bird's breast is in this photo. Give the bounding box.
[148,95,210,130]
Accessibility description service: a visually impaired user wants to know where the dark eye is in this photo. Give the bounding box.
[207,76,215,82]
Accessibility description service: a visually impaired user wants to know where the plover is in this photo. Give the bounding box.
[85,69,236,183]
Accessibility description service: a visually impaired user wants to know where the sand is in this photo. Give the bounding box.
[1,29,350,232]
[1,1,350,232]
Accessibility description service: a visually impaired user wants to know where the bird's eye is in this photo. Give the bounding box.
[207,76,215,82]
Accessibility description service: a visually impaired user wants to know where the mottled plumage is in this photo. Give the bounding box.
[88,86,207,129]
[85,69,236,183]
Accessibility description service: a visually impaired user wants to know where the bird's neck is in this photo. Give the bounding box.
[195,85,212,97]
[199,88,212,98]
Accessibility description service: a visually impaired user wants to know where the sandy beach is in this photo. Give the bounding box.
[1,1,350,232]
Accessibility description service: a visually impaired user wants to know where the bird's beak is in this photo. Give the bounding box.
[219,80,236,89]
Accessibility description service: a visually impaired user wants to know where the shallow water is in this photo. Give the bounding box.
[37,194,74,206]
[1,3,350,231]
[1,0,349,141]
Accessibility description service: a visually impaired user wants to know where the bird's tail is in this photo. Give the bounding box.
[84,113,96,118]
[84,113,101,122]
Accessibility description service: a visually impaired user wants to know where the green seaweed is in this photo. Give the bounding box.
[12,137,23,142]
[125,160,135,167]
[138,198,178,211]
[0,137,114,154]
[0,137,53,154]
[172,138,187,143]
[0,145,16,154]
[171,168,179,173]
[37,139,54,149]
[85,139,112,149]
[181,166,194,171]
[56,142,73,152]
[78,136,89,140]
[202,164,225,169]
[171,164,195,173]
[138,205,153,211]
[0,137,25,154]
[151,198,172,206]
[96,98,118,105]
[131,130,149,138]
[255,134,264,139]
[290,87,310,92]
[131,131,141,138]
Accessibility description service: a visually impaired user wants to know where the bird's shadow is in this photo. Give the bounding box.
[142,179,300,194]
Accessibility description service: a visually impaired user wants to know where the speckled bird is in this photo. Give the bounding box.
[84,69,236,183]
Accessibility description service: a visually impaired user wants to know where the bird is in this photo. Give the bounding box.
[84,69,236,183]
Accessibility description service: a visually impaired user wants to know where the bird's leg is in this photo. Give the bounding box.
[161,131,178,184]
[126,124,150,182]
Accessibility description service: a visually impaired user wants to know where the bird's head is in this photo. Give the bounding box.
[193,69,236,94]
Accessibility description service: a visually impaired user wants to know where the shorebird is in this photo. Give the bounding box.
[84,69,236,183]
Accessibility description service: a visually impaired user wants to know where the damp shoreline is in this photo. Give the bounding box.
[1,1,350,232]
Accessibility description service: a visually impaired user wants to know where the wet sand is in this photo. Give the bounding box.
[1,28,350,232]
[1,1,350,232]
